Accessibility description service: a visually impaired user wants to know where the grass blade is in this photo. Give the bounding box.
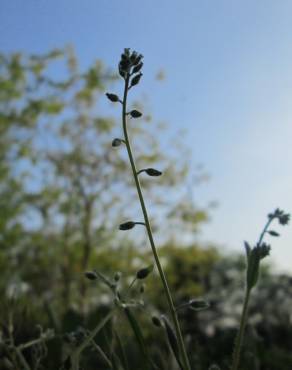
[123,307,152,369]
[114,330,129,370]
[162,316,184,370]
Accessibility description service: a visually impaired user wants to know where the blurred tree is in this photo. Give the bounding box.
[0,47,209,315]
[0,47,291,370]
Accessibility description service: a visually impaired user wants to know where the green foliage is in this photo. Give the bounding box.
[0,47,208,318]
[0,47,290,370]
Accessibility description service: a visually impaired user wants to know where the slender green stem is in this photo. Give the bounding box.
[90,341,113,368]
[15,347,31,370]
[124,277,137,299]
[231,216,275,370]
[257,217,273,246]
[8,313,31,370]
[71,309,115,370]
[121,75,191,370]
[230,288,251,370]
[18,333,53,351]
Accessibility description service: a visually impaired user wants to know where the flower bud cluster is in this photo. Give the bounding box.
[119,48,143,82]
[268,208,290,226]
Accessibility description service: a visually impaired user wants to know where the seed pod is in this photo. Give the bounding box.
[123,48,130,57]
[130,73,142,87]
[130,51,138,63]
[114,272,122,282]
[133,62,143,74]
[133,54,143,66]
[119,221,136,230]
[119,64,126,78]
[120,59,130,72]
[106,93,119,102]
[189,299,210,311]
[136,265,153,279]
[112,138,123,147]
[130,110,143,118]
[268,230,280,237]
[119,59,131,78]
[152,316,162,327]
[145,168,162,177]
[84,271,98,280]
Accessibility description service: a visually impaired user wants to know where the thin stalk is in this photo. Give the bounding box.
[257,217,273,246]
[230,286,251,370]
[231,216,275,370]
[121,75,191,370]
[124,277,137,299]
[15,347,31,370]
[8,313,31,370]
[71,309,115,370]
[90,341,113,368]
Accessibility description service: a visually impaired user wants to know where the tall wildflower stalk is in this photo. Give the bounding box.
[230,208,290,370]
[106,48,191,370]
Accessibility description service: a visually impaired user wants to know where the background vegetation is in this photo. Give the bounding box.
[0,48,291,370]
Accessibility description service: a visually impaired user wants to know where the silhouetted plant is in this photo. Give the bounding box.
[0,308,54,370]
[106,48,192,370]
[230,208,290,370]
[65,266,155,370]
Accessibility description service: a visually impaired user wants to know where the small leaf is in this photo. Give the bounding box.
[246,247,260,290]
[119,221,136,230]
[244,241,251,259]
[106,93,120,102]
[136,265,154,280]
[130,110,143,118]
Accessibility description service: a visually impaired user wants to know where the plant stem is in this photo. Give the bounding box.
[257,217,273,246]
[231,216,275,370]
[230,287,251,370]
[121,75,191,370]
[71,309,115,370]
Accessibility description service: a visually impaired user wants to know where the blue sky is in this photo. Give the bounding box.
[1,0,292,271]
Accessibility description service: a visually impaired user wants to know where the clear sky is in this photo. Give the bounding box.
[1,0,292,272]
